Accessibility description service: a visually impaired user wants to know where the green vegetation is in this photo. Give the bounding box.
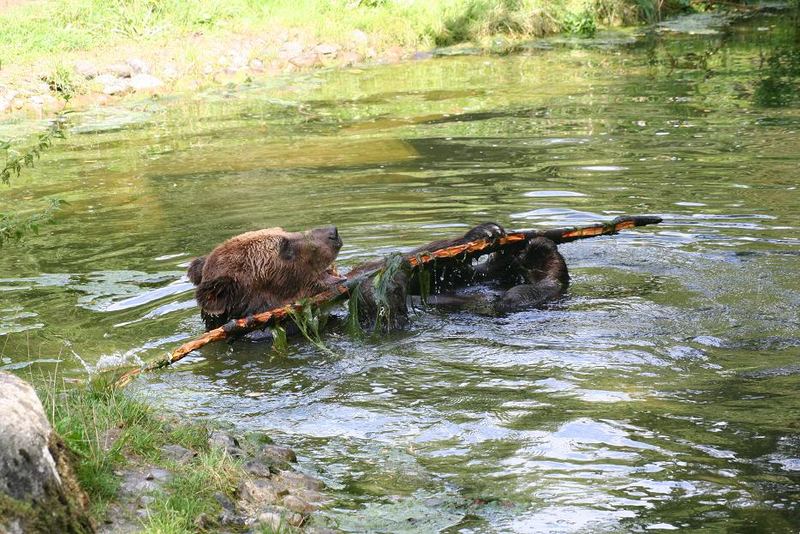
[0,0,700,65]
[0,118,68,247]
[36,377,243,532]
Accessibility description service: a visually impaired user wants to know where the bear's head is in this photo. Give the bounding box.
[194,226,343,319]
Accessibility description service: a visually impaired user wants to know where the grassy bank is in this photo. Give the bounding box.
[36,377,244,532]
[0,0,685,65]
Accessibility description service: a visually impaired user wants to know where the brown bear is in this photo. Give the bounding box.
[187,226,343,330]
[187,223,569,334]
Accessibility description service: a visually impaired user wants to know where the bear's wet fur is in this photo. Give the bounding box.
[188,226,343,330]
[188,223,568,333]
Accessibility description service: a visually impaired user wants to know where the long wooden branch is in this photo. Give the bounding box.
[114,215,661,387]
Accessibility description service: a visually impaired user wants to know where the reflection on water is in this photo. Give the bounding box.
[2,11,800,533]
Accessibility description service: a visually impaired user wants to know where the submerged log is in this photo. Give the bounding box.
[114,215,661,387]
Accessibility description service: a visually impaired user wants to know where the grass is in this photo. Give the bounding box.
[36,375,244,532]
[0,0,695,68]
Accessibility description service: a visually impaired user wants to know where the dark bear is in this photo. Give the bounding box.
[353,222,569,330]
[187,223,568,334]
[188,226,343,330]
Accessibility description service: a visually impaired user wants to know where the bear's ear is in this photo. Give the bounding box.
[196,276,240,317]
[279,237,295,260]
[187,256,206,285]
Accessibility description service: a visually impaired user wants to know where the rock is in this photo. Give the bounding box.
[194,512,214,530]
[214,491,236,512]
[285,511,306,527]
[274,470,323,492]
[127,58,149,74]
[283,494,314,514]
[238,479,281,507]
[74,59,99,79]
[249,59,264,72]
[97,75,131,96]
[209,430,243,457]
[291,487,327,506]
[161,444,195,463]
[107,63,133,78]
[129,74,163,91]
[0,372,94,533]
[315,43,338,56]
[256,511,283,530]
[119,467,171,495]
[258,444,297,464]
[279,41,304,60]
[243,459,272,478]
[219,509,245,526]
[290,53,321,68]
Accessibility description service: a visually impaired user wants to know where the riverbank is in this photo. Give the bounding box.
[36,377,332,533]
[0,0,746,118]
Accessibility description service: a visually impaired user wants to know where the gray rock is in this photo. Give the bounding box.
[243,459,272,478]
[255,511,283,530]
[0,372,94,533]
[274,470,323,491]
[214,491,236,512]
[161,444,195,463]
[283,494,314,514]
[238,479,281,506]
[129,74,163,91]
[249,59,264,72]
[209,430,243,457]
[119,467,171,495]
[258,444,297,464]
[285,511,306,527]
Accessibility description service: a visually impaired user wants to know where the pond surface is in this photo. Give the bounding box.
[2,11,800,533]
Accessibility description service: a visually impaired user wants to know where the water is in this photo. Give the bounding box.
[2,11,800,533]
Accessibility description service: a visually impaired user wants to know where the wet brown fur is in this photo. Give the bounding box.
[189,227,341,329]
